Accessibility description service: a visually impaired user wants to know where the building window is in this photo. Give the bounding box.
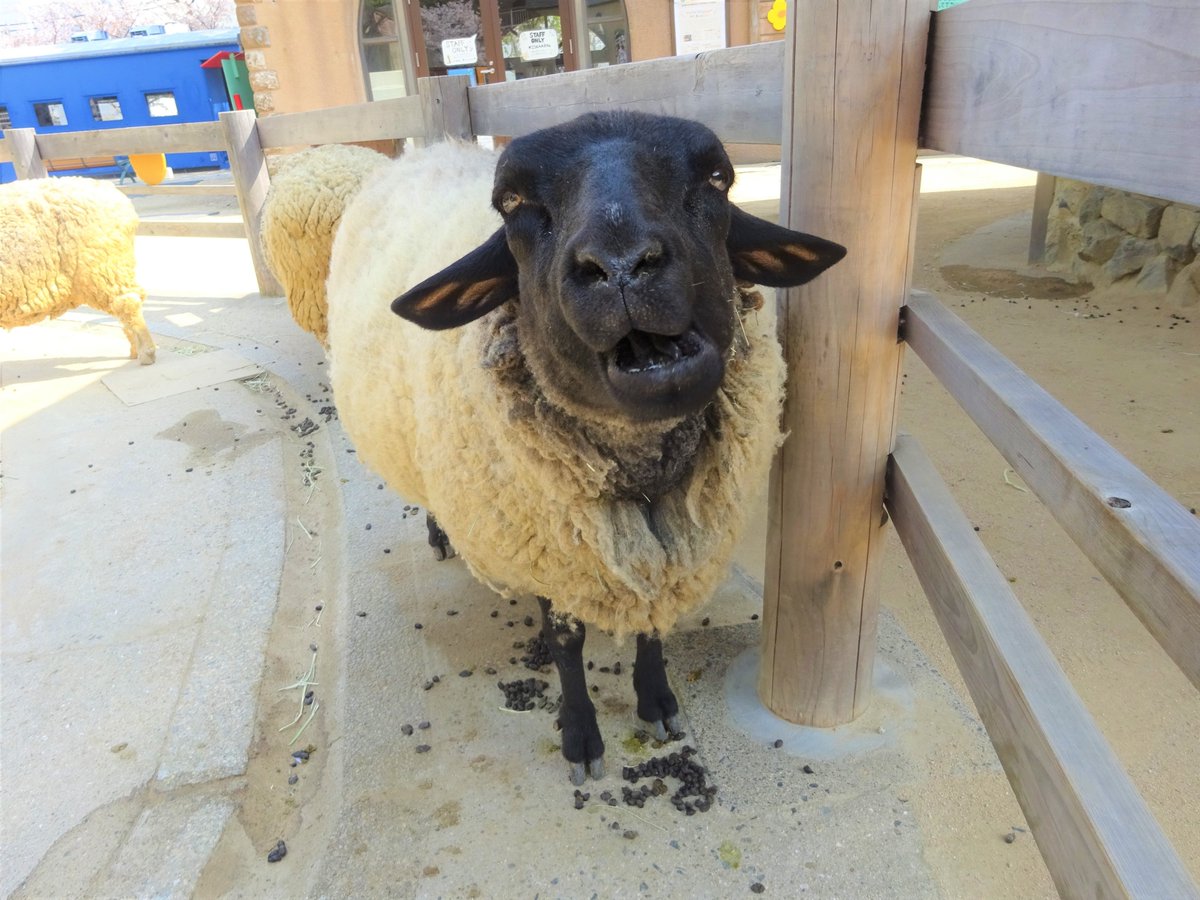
[0,105,10,129]
[582,0,631,68]
[361,0,408,99]
[33,101,68,127]
[145,91,178,117]
[89,95,123,122]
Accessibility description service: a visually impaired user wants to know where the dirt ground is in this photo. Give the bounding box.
[4,160,1196,898]
[155,163,1200,895]
[882,168,1200,895]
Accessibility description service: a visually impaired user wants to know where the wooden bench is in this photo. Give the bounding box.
[44,155,120,173]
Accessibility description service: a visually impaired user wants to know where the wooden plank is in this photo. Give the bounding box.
[255,95,426,149]
[219,109,282,296]
[1028,172,1056,263]
[136,219,247,238]
[922,0,1200,206]
[0,139,12,165]
[903,290,1200,690]
[887,434,1198,900]
[45,155,118,172]
[34,121,225,159]
[4,128,48,179]
[418,75,472,145]
[467,41,785,143]
[116,183,238,196]
[758,0,930,726]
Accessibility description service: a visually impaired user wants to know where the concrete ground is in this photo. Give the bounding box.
[2,161,1195,898]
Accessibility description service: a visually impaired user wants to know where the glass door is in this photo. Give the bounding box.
[402,0,495,83]
[494,0,578,82]
[405,0,577,85]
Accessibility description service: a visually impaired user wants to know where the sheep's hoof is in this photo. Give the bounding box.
[137,349,157,365]
[646,715,683,742]
[569,757,605,785]
[426,514,455,561]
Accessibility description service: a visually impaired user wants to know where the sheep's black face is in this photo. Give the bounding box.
[393,112,847,423]
[495,116,744,421]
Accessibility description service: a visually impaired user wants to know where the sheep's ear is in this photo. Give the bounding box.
[391,228,519,329]
[726,205,846,288]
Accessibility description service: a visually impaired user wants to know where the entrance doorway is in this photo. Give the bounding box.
[403,0,579,85]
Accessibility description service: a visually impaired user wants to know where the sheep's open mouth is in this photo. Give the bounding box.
[612,329,704,373]
[603,328,723,419]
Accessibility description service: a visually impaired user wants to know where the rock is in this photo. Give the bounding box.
[1158,205,1200,261]
[1103,236,1158,281]
[1044,213,1081,265]
[1134,254,1180,292]
[1100,191,1166,239]
[1077,186,1107,225]
[1166,260,1200,308]
[1053,178,1091,214]
[1078,220,1126,262]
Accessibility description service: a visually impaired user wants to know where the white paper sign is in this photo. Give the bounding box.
[672,0,726,55]
[442,36,479,66]
[518,28,558,61]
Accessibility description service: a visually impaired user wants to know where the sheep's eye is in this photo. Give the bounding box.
[708,169,731,192]
[499,190,523,214]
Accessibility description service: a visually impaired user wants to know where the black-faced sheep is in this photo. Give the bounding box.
[323,112,845,784]
[0,177,155,364]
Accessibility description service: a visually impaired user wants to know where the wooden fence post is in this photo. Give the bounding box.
[417,75,473,145]
[758,0,930,725]
[5,128,48,180]
[1029,172,1057,263]
[218,109,282,297]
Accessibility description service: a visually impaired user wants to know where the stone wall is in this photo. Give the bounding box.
[232,0,367,120]
[1045,179,1200,307]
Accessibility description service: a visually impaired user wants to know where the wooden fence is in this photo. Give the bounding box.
[2,1,1198,894]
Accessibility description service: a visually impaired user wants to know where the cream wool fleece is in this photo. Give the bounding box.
[327,141,785,638]
[0,177,154,363]
[260,143,388,345]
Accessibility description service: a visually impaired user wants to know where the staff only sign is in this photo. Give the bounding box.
[518,28,559,61]
[442,35,479,66]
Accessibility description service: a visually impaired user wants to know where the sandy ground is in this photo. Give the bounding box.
[889,164,1200,895]
[3,158,1198,897]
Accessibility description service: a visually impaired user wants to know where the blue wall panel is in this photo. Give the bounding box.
[1,31,241,182]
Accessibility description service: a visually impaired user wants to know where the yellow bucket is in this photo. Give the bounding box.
[129,152,168,185]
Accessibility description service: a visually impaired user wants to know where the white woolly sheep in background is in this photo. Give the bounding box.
[260,143,388,345]
[311,112,844,784]
[0,177,155,364]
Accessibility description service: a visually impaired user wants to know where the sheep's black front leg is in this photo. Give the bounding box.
[425,513,455,561]
[633,633,680,741]
[538,597,605,785]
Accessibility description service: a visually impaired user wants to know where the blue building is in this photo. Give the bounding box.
[0,28,246,182]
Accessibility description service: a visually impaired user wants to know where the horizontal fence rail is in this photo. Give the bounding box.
[887,434,1198,899]
[467,41,785,144]
[34,121,226,160]
[902,291,1200,690]
[115,183,238,196]
[922,0,1200,206]
[256,94,426,149]
[135,219,246,238]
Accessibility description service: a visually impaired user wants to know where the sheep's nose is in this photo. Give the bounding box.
[571,238,665,287]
